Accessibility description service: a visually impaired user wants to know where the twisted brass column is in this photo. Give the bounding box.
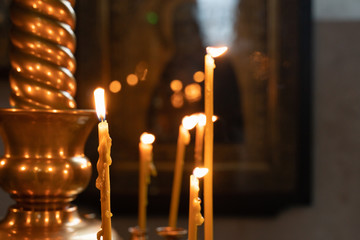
[9,0,77,109]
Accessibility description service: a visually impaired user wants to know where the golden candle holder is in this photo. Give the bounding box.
[0,109,119,239]
[156,227,187,240]
[128,226,147,240]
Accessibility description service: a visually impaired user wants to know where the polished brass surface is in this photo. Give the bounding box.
[156,227,187,240]
[0,109,120,239]
[9,0,77,109]
[128,226,147,240]
[0,205,102,239]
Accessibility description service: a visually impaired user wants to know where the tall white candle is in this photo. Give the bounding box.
[138,132,156,230]
[94,88,112,240]
[169,115,197,228]
[203,46,227,240]
[194,113,206,167]
[188,167,208,240]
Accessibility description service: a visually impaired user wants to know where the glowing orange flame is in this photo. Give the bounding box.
[192,113,218,127]
[193,167,208,178]
[182,115,198,130]
[94,88,106,120]
[206,46,228,58]
[140,132,155,145]
[197,113,206,126]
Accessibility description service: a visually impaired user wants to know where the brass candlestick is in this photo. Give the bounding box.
[0,109,120,239]
[128,226,147,240]
[156,227,187,240]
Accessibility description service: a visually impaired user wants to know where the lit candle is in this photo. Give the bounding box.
[194,114,218,167]
[168,115,197,228]
[94,88,112,240]
[204,46,227,240]
[138,132,156,230]
[194,113,206,167]
[188,167,208,240]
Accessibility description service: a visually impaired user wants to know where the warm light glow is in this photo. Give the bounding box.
[171,92,184,108]
[127,74,139,86]
[0,160,5,166]
[109,80,122,93]
[140,132,155,145]
[170,80,183,92]
[184,83,202,102]
[182,115,198,130]
[206,46,228,58]
[197,113,207,126]
[69,101,75,108]
[20,166,27,171]
[193,167,208,178]
[193,71,205,83]
[193,113,218,126]
[94,88,106,120]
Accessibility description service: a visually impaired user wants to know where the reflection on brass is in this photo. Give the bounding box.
[9,0,77,109]
[129,226,147,240]
[156,226,187,240]
[0,109,120,239]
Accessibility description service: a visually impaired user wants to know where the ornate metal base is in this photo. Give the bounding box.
[129,226,147,240]
[0,109,121,239]
[0,205,121,239]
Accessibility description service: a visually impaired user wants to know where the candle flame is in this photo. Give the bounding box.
[193,113,218,127]
[206,46,228,58]
[193,167,208,178]
[197,113,206,127]
[94,88,106,120]
[182,115,198,130]
[140,132,155,145]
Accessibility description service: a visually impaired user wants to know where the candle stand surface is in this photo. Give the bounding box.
[129,226,147,240]
[0,109,120,239]
[156,227,187,240]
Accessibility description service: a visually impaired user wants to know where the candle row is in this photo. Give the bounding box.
[93,46,227,240]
